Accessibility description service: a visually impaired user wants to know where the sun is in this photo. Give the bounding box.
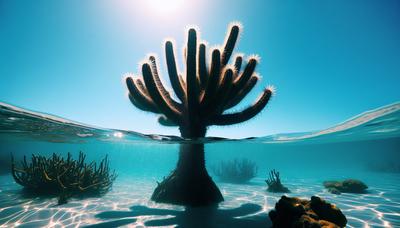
[146,0,185,13]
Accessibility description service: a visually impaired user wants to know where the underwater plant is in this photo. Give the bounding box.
[212,158,257,183]
[11,152,116,205]
[125,23,273,206]
[323,179,368,194]
[265,169,290,193]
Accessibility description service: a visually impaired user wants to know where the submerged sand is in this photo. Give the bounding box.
[0,173,399,227]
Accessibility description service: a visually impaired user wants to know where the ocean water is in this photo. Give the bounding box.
[0,102,400,227]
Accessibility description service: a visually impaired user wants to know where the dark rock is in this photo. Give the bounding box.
[269,195,347,228]
[310,196,347,227]
[323,179,368,194]
[327,188,341,195]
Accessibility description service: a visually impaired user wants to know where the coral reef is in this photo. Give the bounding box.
[125,23,274,206]
[11,152,116,205]
[265,169,290,193]
[269,195,347,228]
[212,158,257,183]
[323,179,368,194]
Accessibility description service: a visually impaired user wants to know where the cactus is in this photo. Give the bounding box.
[125,23,274,206]
[126,23,273,139]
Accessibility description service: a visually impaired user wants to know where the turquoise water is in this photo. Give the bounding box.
[0,102,400,227]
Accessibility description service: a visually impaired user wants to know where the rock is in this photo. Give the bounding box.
[327,188,341,195]
[341,179,368,193]
[310,196,347,227]
[269,195,347,228]
[323,179,368,194]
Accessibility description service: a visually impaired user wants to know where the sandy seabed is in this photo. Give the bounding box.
[0,174,399,228]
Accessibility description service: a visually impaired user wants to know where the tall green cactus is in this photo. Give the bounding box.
[126,23,273,139]
[125,23,274,206]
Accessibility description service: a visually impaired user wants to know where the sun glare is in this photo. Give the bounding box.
[146,0,185,13]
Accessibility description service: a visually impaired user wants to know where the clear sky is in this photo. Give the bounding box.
[0,0,399,138]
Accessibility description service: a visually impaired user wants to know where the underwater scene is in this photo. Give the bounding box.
[1,102,399,227]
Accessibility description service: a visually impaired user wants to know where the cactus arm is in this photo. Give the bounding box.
[134,78,150,97]
[224,75,258,110]
[158,115,178,126]
[142,63,182,125]
[227,58,258,102]
[198,43,208,89]
[209,88,272,126]
[204,69,233,117]
[178,74,186,91]
[233,55,243,76]
[165,41,186,103]
[186,29,200,116]
[127,94,148,112]
[200,49,221,106]
[221,25,240,66]
[126,77,159,113]
[233,58,257,88]
[148,56,182,110]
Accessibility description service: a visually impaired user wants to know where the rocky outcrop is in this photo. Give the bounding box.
[269,195,347,228]
[323,179,368,194]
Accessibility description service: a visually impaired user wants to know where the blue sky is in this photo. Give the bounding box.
[0,0,399,138]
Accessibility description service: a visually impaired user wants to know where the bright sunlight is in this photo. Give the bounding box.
[146,0,185,13]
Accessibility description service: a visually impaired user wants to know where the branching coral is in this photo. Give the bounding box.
[212,158,258,183]
[265,169,290,193]
[11,152,116,205]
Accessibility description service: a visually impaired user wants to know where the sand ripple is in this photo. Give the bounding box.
[0,174,399,227]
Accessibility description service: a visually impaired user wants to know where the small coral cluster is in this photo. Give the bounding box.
[323,179,368,194]
[269,195,347,228]
[11,152,116,204]
[212,158,257,183]
[265,169,290,193]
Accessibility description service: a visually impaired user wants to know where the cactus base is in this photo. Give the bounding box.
[151,143,223,207]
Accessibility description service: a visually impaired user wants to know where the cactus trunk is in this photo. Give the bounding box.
[179,122,206,139]
[151,143,223,206]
